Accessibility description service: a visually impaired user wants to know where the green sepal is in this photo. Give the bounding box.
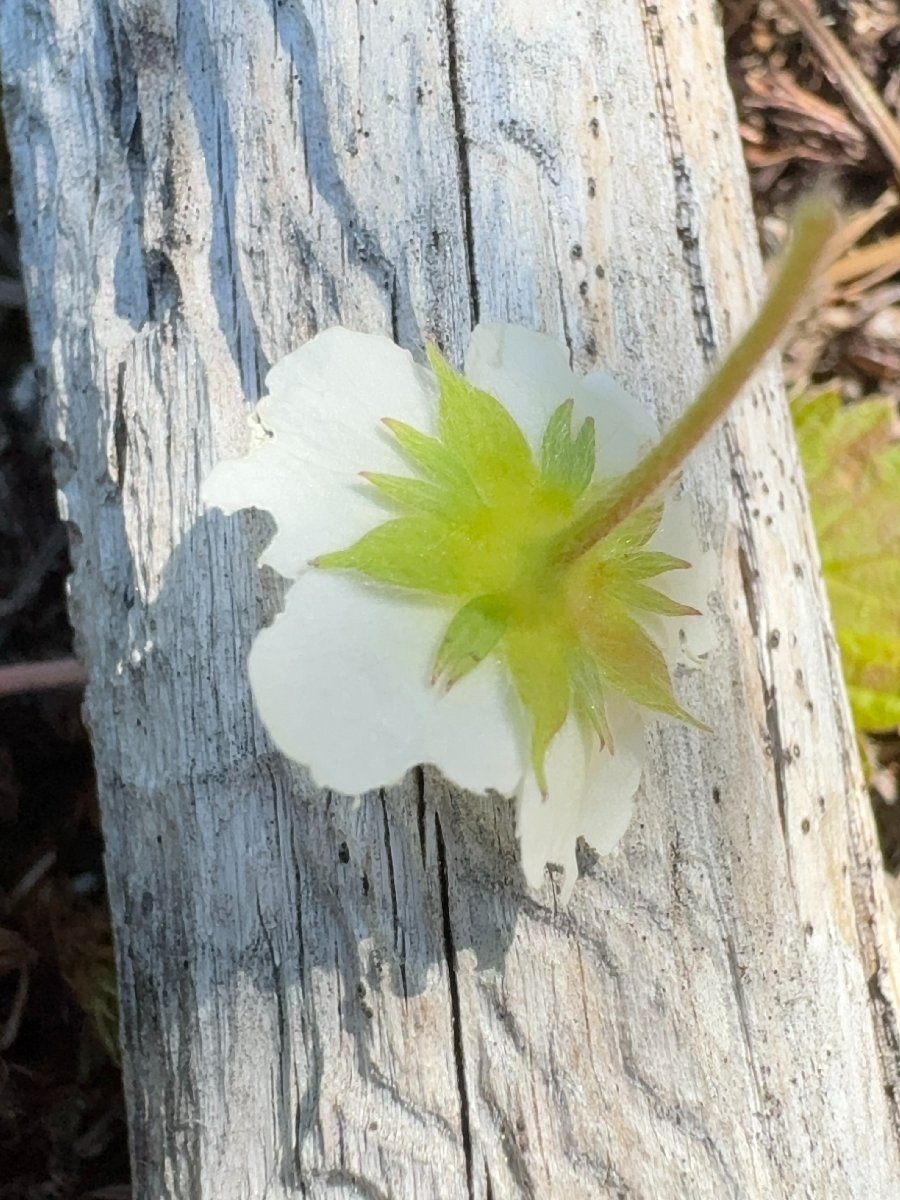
[615,551,691,581]
[433,595,511,689]
[362,471,479,520]
[427,343,538,502]
[581,605,709,730]
[314,342,709,770]
[315,515,467,595]
[540,398,596,499]
[590,497,665,556]
[383,417,483,503]
[568,647,614,751]
[607,580,700,618]
[504,625,571,795]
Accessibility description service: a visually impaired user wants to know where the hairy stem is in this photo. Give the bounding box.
[553,195,839,565]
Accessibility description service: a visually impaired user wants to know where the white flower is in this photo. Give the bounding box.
[203,323,713,900]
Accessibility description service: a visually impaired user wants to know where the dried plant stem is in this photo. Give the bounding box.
[0,657,86,698]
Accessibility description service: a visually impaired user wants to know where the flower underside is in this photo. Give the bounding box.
[315,345,704,792]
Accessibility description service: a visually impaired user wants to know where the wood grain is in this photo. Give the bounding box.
[3,0,900,1195]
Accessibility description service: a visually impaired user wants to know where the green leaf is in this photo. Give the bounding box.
[315,515,468,595]
[541,398,596,498]
[580,605,708,728]
[837,628,900,729]
[504,624,571,795]
[427,343,538,502]
[793,391,900,731]
[433,596,510,688]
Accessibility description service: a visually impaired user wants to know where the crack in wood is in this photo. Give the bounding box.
[762,673,793,880]
[414,766,428,866]
[379,790,407,1001]
[475,1060,536,1197]
[114,360,127,490]
[742,564,793,876]
[323,1167,390,1200]
[726,427,795,876]
[638,0,717,362]
[256,891,299,1187]
[435,812,475,1199]
[868,966,900,1143]
[442,0,478,327]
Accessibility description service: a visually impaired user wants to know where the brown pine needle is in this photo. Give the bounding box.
[775,0,900,187]
[826,231,900,290]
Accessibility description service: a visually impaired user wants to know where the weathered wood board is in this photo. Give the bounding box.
[3,0,900,1196]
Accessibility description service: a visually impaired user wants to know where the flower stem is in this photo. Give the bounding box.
[553,195,839,566]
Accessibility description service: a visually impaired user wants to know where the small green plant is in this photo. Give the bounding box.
[793,389,900,732]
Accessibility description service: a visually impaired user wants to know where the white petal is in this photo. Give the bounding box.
[465,322,659,475]
[649,494,718,662]
[248,570,525,797]
[465,323,579,448]
[203,328,438,577]
[516,704,646,901]
[576,701,646,858]
[516,719,590,894]
[576,370,659,477]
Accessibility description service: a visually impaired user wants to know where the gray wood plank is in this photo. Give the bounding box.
[3,0,900,1196]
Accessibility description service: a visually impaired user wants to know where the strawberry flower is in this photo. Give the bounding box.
[203,323,713,898]
[202,198,836,899]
